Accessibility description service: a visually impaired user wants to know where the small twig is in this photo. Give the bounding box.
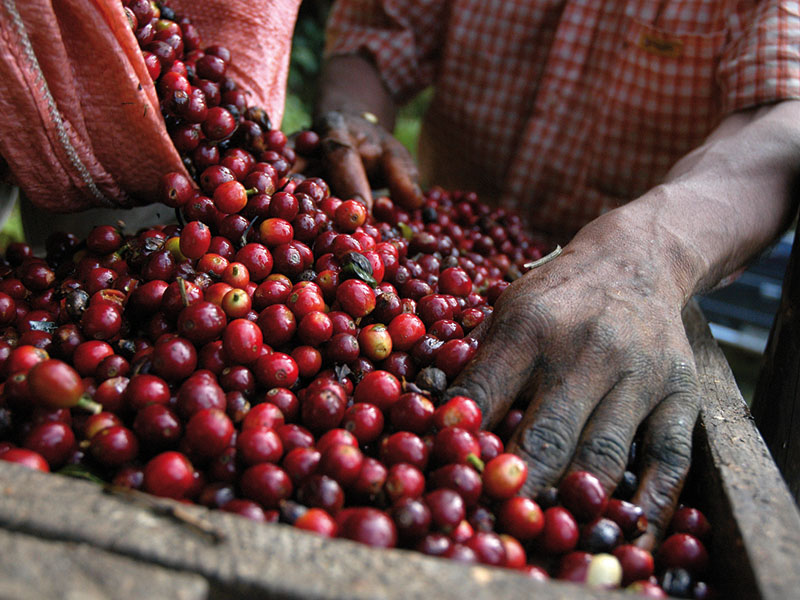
[524,245,562,270]
[177,277,190,307]
[240,215,260,248]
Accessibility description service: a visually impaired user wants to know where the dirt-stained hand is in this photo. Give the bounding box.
[312,111,423,211]
[447,213,701,544]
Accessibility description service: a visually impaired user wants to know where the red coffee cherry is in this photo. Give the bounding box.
[540,506,580,555]
[558,471,609,522]
[143,451,195,499]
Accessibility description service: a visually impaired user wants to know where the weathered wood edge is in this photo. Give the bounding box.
[0,527,209,600]
[0,462,628,600]
[685,299,800,600]
[751,223,800,501]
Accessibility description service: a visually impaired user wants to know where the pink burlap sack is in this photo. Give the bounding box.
[0,0,300,213]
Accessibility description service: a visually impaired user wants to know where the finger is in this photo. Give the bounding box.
[507,364,619,497]
[319,129,374,208]
[381,136,423,209]
[314,112,375,207]
[566,378,653,493]
[446,295,551,428]
[632,386,700,546]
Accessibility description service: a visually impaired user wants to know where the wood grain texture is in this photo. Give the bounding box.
[686,299,800,600]
[0,528,208,600]
[751,225,800,501]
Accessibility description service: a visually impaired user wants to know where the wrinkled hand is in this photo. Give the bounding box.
[312,111,423,210]
[448,215,701,545]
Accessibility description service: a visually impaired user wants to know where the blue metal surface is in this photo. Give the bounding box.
[697,231,794,354]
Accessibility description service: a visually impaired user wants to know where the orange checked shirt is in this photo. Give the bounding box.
[325,0,800,243]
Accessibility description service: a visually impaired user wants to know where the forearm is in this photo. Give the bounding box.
[580,100,800,303]
[315,54,399,131]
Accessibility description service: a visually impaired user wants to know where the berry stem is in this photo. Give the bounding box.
[240,215,260,248]
[77,395,103,415]
[177,277,190,307]
[466,452,485,472]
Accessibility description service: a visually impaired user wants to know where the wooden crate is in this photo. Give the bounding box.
[752,224,800,502]
[1,300,799,599]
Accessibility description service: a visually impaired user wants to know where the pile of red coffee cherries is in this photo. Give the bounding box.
[0,2,716,598]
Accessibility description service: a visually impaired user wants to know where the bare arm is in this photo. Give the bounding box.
[625,101,800,297]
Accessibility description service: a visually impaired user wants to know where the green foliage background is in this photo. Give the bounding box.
[282,0,331,134]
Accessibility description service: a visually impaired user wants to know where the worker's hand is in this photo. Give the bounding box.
[312,111,423,210]
[447,211,700,544]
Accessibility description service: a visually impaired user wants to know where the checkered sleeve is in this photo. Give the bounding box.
[324,0,448,102]
[717,0,800,115]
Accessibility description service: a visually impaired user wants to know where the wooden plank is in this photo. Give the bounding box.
[751,225,800,501]
[685,299,800,600]
[0,461,624,600]
[0,528,209,600]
